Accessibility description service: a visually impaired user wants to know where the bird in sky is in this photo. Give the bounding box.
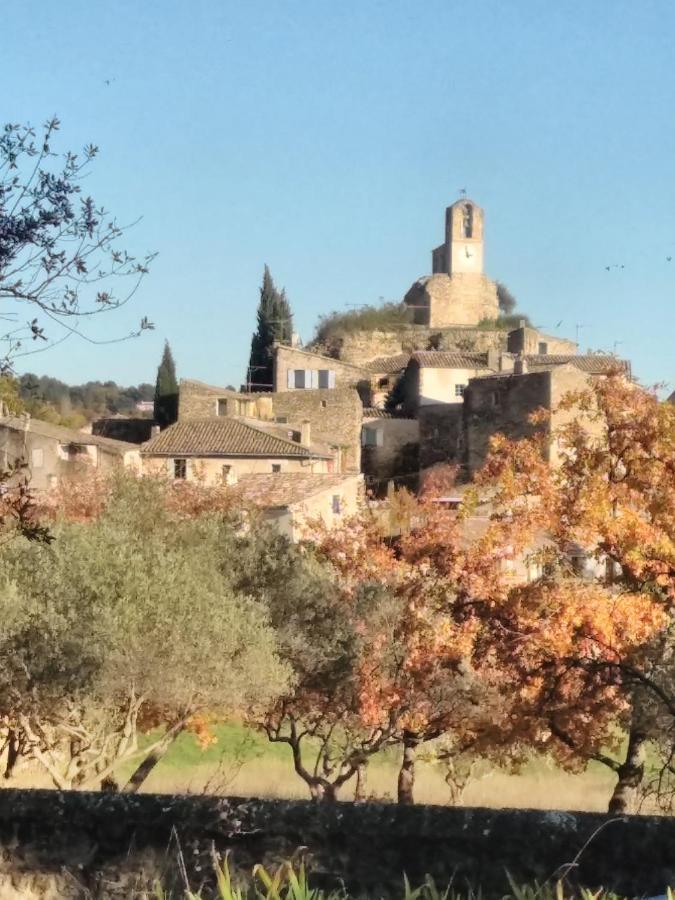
[103,77,116,86]
[667,256,672,262]
[555,320,563,328]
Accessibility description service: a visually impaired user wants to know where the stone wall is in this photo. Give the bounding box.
[329,327,508,368]
[464,370,551,475]
[0,790,674,899]
[361,417,419,490]
[404,273,499,328]
[508,326,578,357]
[273,345,369,393]
[418,404,465,471]
[271,388,363,472]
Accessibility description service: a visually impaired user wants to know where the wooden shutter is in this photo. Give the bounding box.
[328,370,336,388]
[287,369,295,389]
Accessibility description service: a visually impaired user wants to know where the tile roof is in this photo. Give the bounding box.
[0,416,137,454]
[362,408,414,420]
[525,355,630,374]
[364,353,411,373]
[140,418,333,459]
[236,472,360,508]
[411,351,492,369]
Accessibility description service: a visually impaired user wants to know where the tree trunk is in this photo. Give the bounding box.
[398,732,419,805]
[608,717,648,814]
[309,780,338,802]
[354,761,368,802]
[121,720,187,794]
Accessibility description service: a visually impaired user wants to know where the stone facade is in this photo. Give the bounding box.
[177,380,363,473]
[417,404,465,472]
[271,388,363,472]
[273,344,369,395]
[0,790,673,899]
[508,325,577,357]
[464,364,595,475]
[404,273,499,328]
[0,416,140,491]
[361,413,419,492]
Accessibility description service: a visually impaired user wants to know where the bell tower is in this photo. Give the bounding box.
[432,199,485,276]
[405,196,498,327]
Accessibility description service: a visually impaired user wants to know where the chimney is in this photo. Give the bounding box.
[300,420,311,447]
[150,424,161,437]
[514,354,528,375]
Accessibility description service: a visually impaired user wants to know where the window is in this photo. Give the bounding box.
[272,464,281,473]
[332,495,341,515]
[320,400,327,409]
[174,458,187,479]
[275,416,288,424]
[318,369,336,389]
[538,342,548,355]
[293,370,307,389]
[362,427,382,447]
[221,464,232,481]
[462,203,473,238]
[217,399,228,416]
[31,448,44,469]
[454,384,466,397]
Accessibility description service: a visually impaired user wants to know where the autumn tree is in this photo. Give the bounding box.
[464,374,675,813]
[153,340,178,428]
[0,475,288,790]
[247,266,293,392]
[0,117,154,372]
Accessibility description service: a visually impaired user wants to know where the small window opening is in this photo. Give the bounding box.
[320,400,327,408]
[454,384,466,398]
[462,204,473,238]
[538,342,548,355]
[272,464,281,473]
[174,458,187,479]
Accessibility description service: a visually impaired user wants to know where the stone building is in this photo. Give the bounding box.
[177,379,363,472]
[141,417,335,484]
[361,409,419,493]
[272,344,370,396]
[234,472,363,541]
[463,363,604,476]
[0,415,140,490]
[507,325,577,357]
[404,198,499,328]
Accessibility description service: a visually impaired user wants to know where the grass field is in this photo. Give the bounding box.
[133,722,619,811]
[7,720,620,810]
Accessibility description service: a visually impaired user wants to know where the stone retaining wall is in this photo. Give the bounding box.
[0,791,673,899]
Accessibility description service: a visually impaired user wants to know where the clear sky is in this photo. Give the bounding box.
[3,0,674,394]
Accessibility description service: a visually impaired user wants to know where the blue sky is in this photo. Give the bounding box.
[3,0,674,394]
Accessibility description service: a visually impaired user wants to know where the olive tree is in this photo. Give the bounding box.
[0,477,289,790]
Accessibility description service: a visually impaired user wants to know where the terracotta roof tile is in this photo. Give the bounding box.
[236,472,360,508]
[141,418,332,458]
[412,351,491,369]
[525,355,630,374]
[364,353,411,373]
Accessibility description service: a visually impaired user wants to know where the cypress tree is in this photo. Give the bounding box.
[247,266,293,391]
[153,341,178,428]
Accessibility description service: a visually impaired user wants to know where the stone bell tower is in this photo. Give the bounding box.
[405,197,498,327]
[432,199,485,276]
